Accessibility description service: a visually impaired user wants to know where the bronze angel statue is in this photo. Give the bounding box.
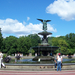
[37,19,51,31]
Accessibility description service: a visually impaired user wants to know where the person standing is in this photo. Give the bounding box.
[57,53,62,71]
[0,52,6,68]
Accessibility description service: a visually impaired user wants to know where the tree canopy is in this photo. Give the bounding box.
[0,31,75,55]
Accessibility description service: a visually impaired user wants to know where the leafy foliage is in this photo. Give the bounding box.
[1,34,41,55]
[28,34,41,46]
[2,36,18,54]
[17,36,32,55]
[0,30,3,51]
[0,32,75,55]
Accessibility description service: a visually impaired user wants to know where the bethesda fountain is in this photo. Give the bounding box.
[32,19,59,61]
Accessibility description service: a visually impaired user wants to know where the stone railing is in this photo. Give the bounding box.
[1,63,75,70]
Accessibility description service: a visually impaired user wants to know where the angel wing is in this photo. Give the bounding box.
[37,19,43,22]
[46,20,51,22]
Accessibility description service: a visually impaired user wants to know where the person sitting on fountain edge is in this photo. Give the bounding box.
[54,54,57,68]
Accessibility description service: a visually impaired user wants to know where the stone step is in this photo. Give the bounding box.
[0,68,75,71]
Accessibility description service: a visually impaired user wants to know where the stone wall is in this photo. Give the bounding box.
[2,63,75,71]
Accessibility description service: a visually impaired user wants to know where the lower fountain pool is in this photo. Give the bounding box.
[17,58,75,64]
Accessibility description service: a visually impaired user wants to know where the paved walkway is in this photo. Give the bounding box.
[0,70,75,75]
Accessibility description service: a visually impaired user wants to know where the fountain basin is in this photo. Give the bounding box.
[32,56,54,61]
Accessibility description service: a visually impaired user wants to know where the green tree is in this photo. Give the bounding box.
[65,33,75,54]
[51,37,69,55]
[28,49,35,55]
[2,36,18,54]
[65,33,75,48]
[48,37,54,46]
[58,39,69,55]
[17,36,32,55]
[28,34,41,46]
[51,37,59,46]
[0,28,3,51]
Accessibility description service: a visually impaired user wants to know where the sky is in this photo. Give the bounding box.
[0,0,75,38]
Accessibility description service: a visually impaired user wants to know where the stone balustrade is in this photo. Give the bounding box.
[0,63,75,71]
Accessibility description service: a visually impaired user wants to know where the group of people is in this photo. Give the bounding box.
[15,53,23,58]
[54,53,63,71]
[15,53,23,63]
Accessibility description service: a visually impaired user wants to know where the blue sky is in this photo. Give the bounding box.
[0,0,75,38]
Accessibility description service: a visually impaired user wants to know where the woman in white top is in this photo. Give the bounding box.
[57,53,62,71]
[0,52,6,68]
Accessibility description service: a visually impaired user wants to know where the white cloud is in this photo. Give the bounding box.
[47,23,57,32]
[56,35,61,37]
[23,21,26,25]
[46,0,75,21]
[0,18,56,38]
[27,17,30,21]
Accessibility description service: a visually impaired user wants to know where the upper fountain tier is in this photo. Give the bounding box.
[38,31,52,46]
[38,31,52,36]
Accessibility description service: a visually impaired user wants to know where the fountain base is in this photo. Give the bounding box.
[32,56,54,61]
